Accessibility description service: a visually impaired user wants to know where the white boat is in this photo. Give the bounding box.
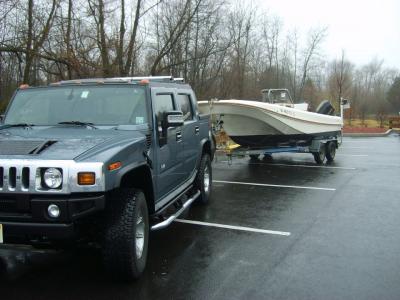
[198,89,343,148]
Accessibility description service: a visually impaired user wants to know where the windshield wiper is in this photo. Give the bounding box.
[0,123,35,129]
[58,121,98,129]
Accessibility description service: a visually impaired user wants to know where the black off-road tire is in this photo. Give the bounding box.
[102,188,149,281]
[194,153,212,204]
[325,142,336,162]
[210,132,217,161]
[313,145,326,164]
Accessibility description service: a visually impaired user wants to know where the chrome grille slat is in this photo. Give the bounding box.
[15,167,22,191]
[0,167,3,189]
[2,166,9,191]
[9,167,21,191]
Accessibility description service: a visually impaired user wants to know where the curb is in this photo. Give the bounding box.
[343,129,393,137]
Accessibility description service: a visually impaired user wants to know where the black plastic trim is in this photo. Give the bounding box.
[0,194,105,223]
[2,222,75,239]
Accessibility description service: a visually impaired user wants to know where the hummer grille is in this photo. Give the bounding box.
[0,165,31,192]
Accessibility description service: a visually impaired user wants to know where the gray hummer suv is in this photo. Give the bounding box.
[0,76,214,280]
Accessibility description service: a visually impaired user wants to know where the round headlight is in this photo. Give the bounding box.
[43,168,63,189]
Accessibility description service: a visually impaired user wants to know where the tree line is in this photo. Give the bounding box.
[1,0,399,120]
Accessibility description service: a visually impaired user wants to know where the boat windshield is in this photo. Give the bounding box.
[4,85,148,126]
[268,90,292,104]
[262,89,293,105]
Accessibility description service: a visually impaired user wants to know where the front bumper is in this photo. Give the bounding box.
[2,222,75,239]
[0,193,105,241]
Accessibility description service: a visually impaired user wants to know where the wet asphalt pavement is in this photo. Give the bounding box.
[1,135,400,299]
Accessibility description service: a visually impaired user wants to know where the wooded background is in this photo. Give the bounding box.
[1,0,399,122]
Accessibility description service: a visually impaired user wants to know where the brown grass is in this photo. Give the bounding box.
[345,118,389,128]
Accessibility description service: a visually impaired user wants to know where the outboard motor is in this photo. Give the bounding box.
[316,100,335,115]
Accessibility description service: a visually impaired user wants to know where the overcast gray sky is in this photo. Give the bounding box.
[256,0,400,69]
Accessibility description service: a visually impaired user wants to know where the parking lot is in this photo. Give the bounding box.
[1,134,400,300]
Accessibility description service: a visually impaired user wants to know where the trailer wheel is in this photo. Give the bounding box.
[313,145,326,164]
[249,154,260,160]
[325,142,336,162]
[263,154,273,161]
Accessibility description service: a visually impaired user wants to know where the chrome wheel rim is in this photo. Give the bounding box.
[135,211,145,259]
[204,165,210,194]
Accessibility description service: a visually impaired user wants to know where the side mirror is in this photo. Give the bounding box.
[163,111,184,128]
[0,114,4,124]
[158,111,184,147]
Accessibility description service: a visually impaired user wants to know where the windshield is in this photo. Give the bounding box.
[4,85,148,126]
[263,90,293,104]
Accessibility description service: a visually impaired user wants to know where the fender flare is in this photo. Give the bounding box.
[113,161,151,189]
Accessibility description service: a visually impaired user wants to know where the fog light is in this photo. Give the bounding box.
[48,204,60,218]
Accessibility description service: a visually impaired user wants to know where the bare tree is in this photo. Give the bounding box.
[149,0,203,75]
[225,2,257,98]
[261,15,282,86]
[0,0,399,118]
[23,0,59,83]
[328,50,353,109]
[285,29,299,100]
[122,0,142,76]
[297,27,327,101]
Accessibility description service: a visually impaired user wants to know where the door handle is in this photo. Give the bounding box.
[195,126,200,134]
[176,132,182,142]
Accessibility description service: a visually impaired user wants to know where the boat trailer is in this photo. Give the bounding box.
[219,134,342,165]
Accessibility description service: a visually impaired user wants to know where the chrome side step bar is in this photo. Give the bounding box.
[151,190,200,231]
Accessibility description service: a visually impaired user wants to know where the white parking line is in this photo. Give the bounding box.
[293,153,368,157]
[213,180,336,191]
[215,161,356,170]
[260,163,356,170]
[336,154,368,157]
[341,147,368,149]
[343,141,371,143]
[175,219,291,236]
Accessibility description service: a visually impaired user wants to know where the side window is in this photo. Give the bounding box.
[177,94,193,121]
[154,93,175,127]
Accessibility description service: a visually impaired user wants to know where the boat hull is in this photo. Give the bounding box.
[198,99,343,148]
[229,131,341,148]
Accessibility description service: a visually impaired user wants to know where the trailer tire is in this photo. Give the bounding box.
[102,188,149,281]
[263,154,273,161]
[325,142,336,162]
[313,146,326,164]
[249,154,260,160]
[194,153,212,204]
